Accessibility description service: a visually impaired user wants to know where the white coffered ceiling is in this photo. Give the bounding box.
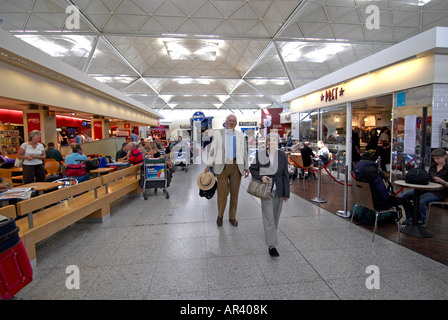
[0,0,447,116]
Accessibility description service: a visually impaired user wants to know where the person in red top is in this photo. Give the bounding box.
[127,142,144,165]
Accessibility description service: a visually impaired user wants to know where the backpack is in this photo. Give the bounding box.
[405,167,430,185]
[353,160,396,212]
[98,157,108,168]
[84,159,99,171]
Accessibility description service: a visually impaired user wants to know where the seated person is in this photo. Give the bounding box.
[66,142,78,155]
[148,142,161,159]
[45,142,64,163]
[116,142,129,162]
[64,145,87,166]
[64,145,89,182]
[399,148,448,225]
[127,142,144,165]
[317,140,330,165]
[45,142,64,174]
[300,141,315,168]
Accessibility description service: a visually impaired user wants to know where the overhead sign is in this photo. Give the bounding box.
[320,86,345,102]
[239,122,257,127]
[192,111,205,121]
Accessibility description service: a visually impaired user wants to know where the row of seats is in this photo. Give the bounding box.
[1,165,141,267]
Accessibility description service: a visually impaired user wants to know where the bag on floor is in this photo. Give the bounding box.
[350,204,401,226]
[0,240,33,300]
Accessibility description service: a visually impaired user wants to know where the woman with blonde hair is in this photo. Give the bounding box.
[148,141,161,158]
[17,130,46,183]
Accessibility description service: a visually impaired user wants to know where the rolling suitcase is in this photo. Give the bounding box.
[0,216,33,300]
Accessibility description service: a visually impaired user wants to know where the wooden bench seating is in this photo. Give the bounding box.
[0,205,16,219]
[14,165,141,266]
[16,177,106,265]
[85,165,140,222]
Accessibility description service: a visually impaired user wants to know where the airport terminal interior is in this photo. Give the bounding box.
[1,0,448,301]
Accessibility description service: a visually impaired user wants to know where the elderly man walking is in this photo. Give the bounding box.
[204,115,249,227]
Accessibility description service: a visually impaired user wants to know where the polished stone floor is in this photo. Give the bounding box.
[18,164,448,300]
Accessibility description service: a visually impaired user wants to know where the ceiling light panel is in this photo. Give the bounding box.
[281,42,351,63]
[14,34,97,70]
[163,39,221,61]
[15,34,95,58]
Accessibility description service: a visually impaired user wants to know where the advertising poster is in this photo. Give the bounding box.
[146,164,165,179]
[93,121,103,140]
[404,115,417,155]
[27,112,41,135]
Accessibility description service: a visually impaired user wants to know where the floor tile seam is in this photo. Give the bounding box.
[343,250,442,274]
[278,229,343,300]
[265,278,345,299]
[378,268,448,292]
[205,251,268,291]
[36,227,127,271]
[418,268,448,285]
[322,272,440,300]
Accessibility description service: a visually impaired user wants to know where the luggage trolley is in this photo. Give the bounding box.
[141,157,170,200]
[173,150,189,172]
[172,141,190,172]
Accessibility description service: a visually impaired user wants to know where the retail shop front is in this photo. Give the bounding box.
[282,27,448,181]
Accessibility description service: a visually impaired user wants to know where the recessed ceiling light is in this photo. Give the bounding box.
[163,39,221,61]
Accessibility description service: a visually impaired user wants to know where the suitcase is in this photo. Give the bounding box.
[0,217,33,300]
[0,217,20,255]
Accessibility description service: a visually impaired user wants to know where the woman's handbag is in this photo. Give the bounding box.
[14,143,27,167]
[14,157,23,167]
[247,178,273,199]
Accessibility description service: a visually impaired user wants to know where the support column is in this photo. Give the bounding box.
[92,116,109,140]
[23,104,57,145]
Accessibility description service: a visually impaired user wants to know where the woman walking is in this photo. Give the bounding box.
[249,133,290,257]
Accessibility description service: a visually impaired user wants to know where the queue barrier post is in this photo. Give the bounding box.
[311,159,327,203]
[336,165,350,218]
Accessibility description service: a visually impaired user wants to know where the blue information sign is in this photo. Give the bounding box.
[192,111,205,121]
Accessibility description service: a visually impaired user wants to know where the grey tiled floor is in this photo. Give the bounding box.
[19,164,448,300]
